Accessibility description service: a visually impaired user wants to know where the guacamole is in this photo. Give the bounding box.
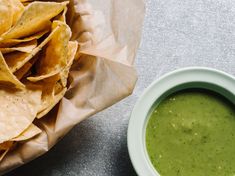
[146,90,235,176]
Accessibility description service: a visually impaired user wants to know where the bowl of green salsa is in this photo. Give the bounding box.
[128,67,235,176]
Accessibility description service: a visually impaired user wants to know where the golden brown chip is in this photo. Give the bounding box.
[60,41,78,87]
[14,62,32,80]
[11,124,41,141]
[54,81,64,95]
[28,20,71,82]
[0,1,68,40]
[4,51,30,73]
[0,29,49,48]
[35,75,60,114]
[0,85,41,144]
[37,88,66,119]
[36,41,78,118]
[10,0,24,25]
[14,54,38,80]
[55,5,67,22]
[19,0,32,2]
[0,0,13,35]
[5,24,62,73]
[0,0,80,159]
[0,52,24,88]
[0,39,37,54]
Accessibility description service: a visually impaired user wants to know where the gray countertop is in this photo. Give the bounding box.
[6,0,235,175]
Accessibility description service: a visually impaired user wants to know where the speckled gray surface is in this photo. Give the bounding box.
[6,0,235,175]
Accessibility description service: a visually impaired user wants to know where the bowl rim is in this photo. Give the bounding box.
[127,67,235,176]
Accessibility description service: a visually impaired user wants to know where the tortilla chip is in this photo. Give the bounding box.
[14,62,32,80]
[0,0,13,35]
[22,2,30,6]
[4,51,30,73]
[39,87,55,114]
[54,81,64,95]
[0,52,24,88]
[37,88,66,119]
[60,41,78,87]
[20,0,32,2]
[14,54,38,80]
[36,75,60,114]
[0,29,49,48]
[28,20,71,82]
[0,39,37,54]
[10,0,24,25]
[0,1,68,40]
[55,5,67,22]
[5,24,61,73]
[35,41,77,118]
[0,86,41,144]
[11,124,41,141]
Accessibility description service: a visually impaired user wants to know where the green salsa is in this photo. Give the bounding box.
[146,90,235,176]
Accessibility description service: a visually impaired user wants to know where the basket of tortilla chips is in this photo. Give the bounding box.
[0,0,145,174]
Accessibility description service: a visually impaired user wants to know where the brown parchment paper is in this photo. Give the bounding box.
[0,0,145,174]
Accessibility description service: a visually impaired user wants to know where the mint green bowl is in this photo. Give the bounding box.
[127,67,235,176]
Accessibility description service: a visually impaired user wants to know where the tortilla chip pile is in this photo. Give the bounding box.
[0,0,78,161]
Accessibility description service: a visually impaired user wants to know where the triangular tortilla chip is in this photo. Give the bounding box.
[4,51,30,72]
[0,86,41,143]
[36,41,78,118]
[55,5,67,22]
[0,52,24,88]
[28,20,71,82]
[35,74,61,114]
[14,62,32,80]
[54,81,64,95]
[0,39,37,54]
[0,1,68,39]
[60,41,78,87]
[37,88,66,119]
[10,0,24,25]
[38,83,55,113]
[0,29,49,48]
[10,124,41,141]
[14,54,38,80]
[4,24,61,73]
[0,0,13,36]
